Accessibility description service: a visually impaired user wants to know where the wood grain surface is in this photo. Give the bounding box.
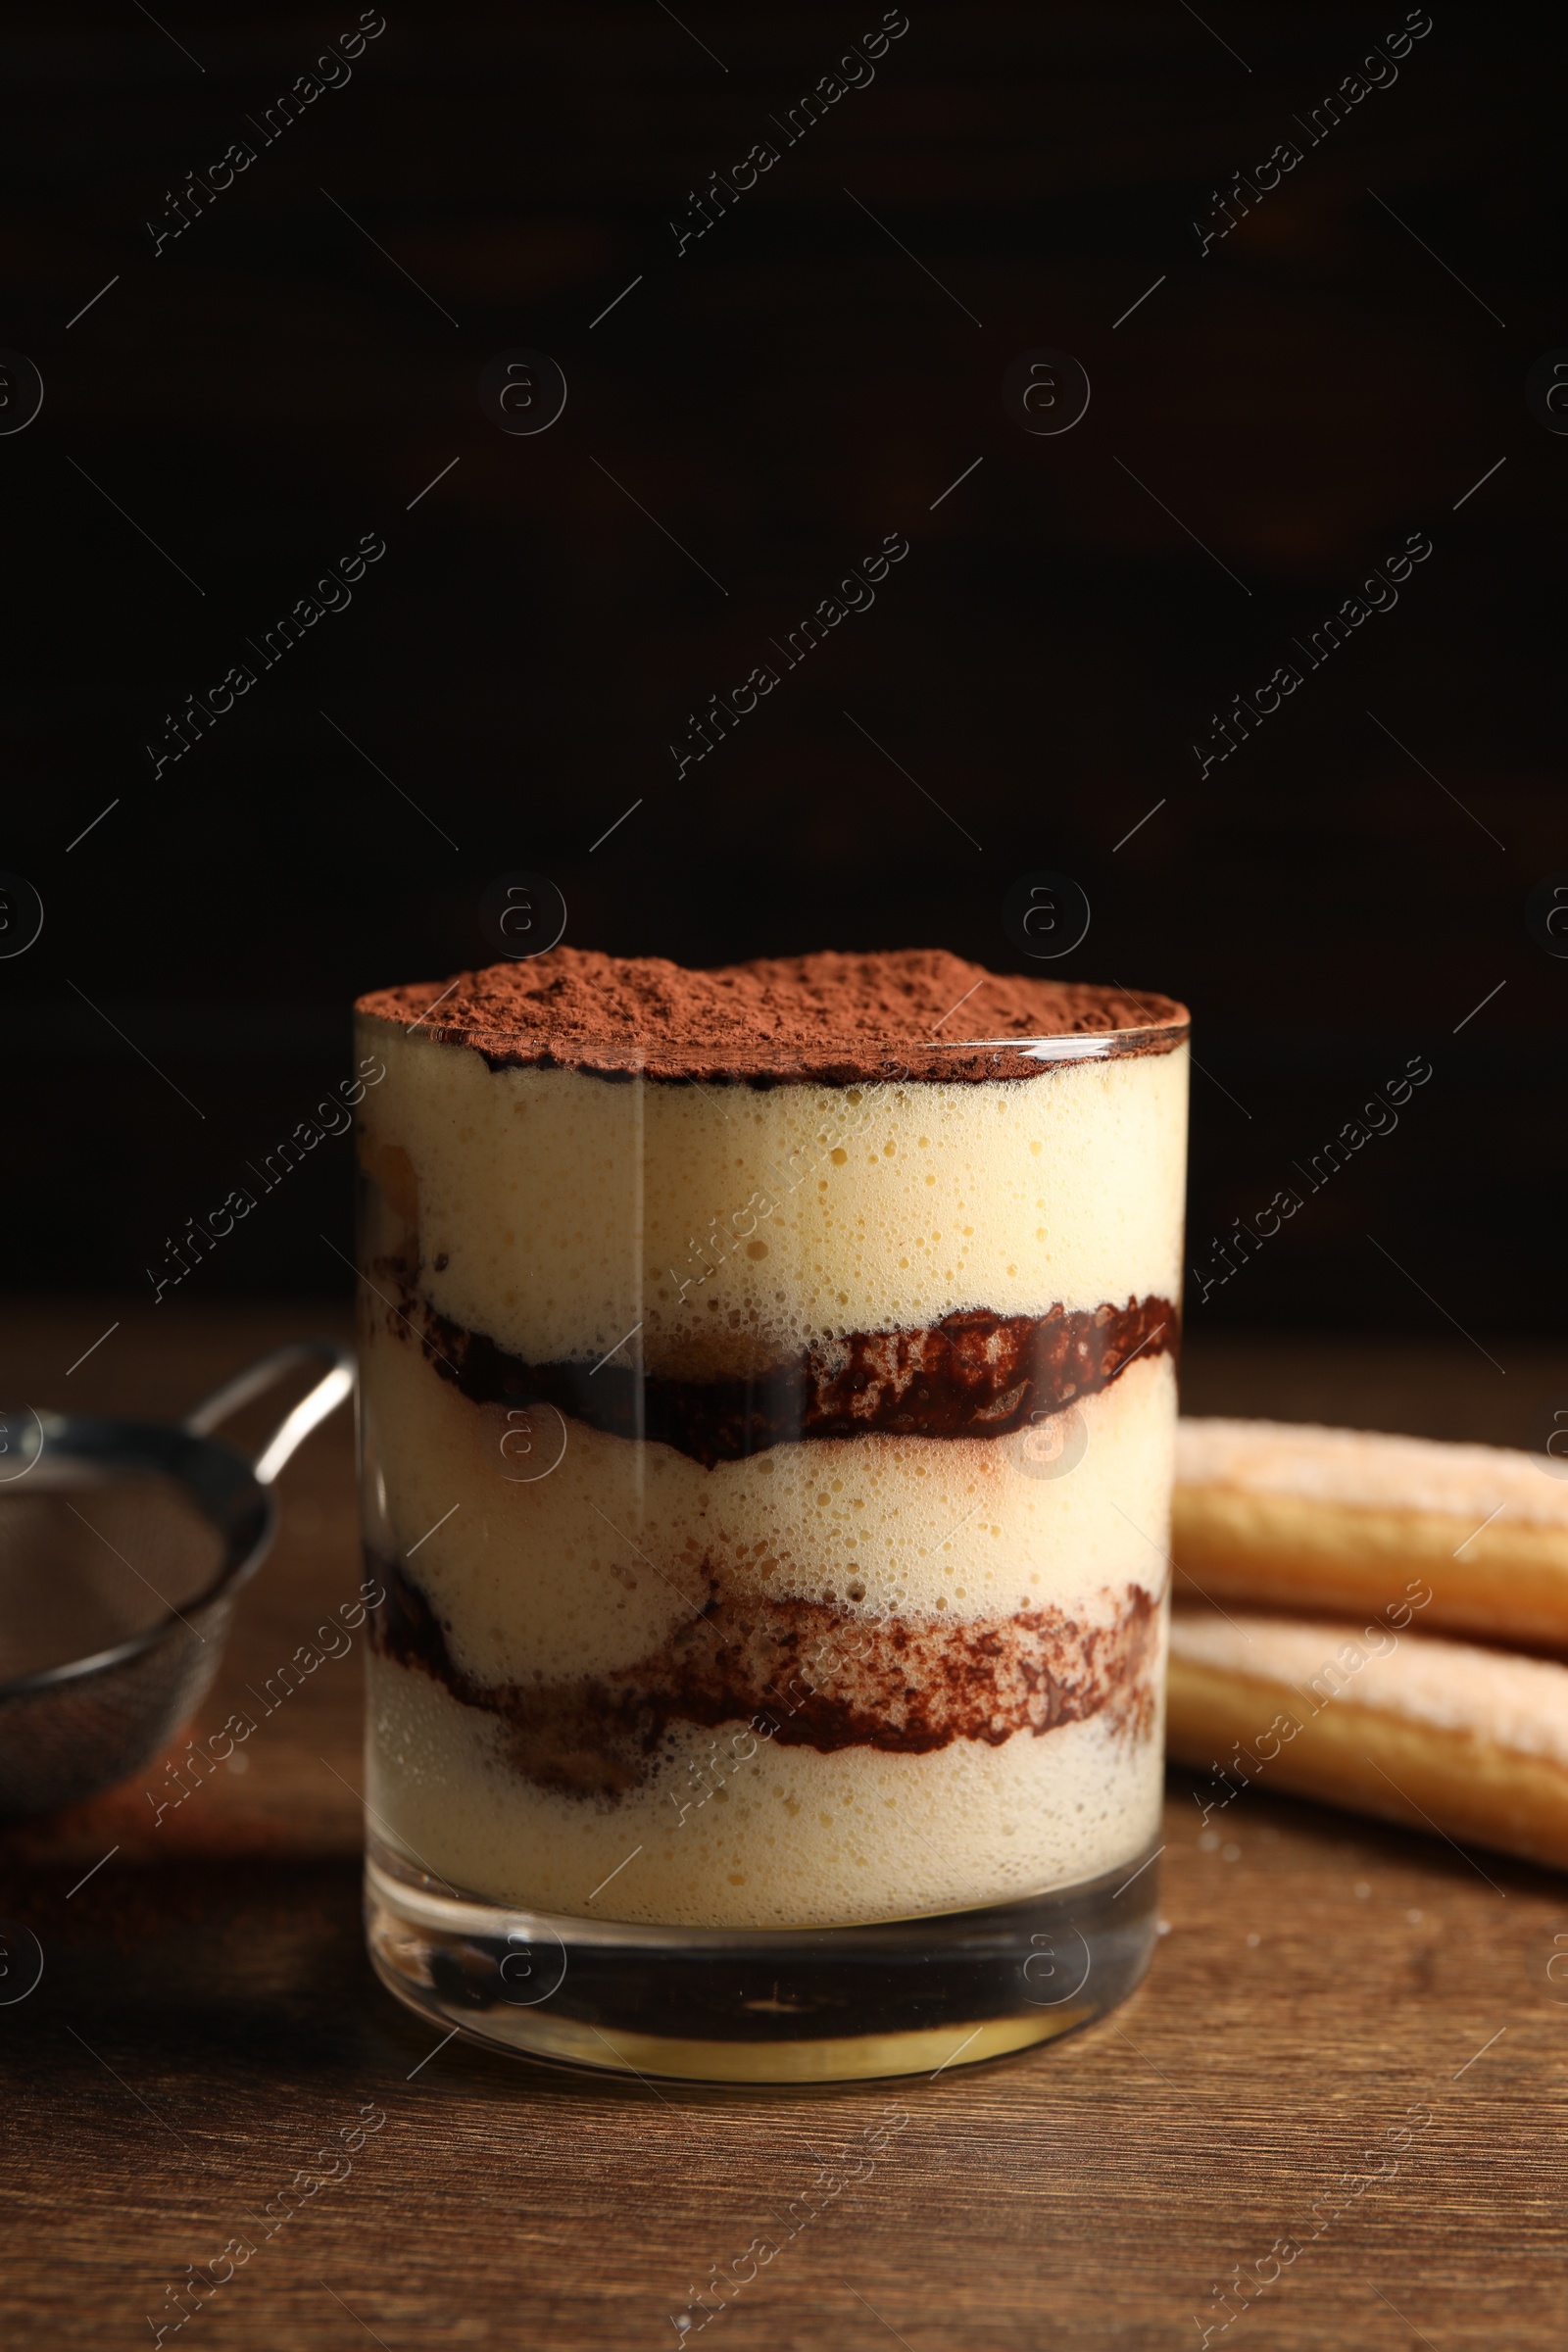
[3,1302,1566,2350]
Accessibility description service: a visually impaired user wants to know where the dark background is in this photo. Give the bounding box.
[4,3,1564,1366]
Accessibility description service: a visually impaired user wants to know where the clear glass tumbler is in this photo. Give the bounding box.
[354,955,1189,2082]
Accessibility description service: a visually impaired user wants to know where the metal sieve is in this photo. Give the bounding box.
[0,1341,354,1819]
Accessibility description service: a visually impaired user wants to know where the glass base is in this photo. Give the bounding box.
[364,1839,1160,2083]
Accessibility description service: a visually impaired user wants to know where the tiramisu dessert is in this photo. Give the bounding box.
[354,950,1189,1954]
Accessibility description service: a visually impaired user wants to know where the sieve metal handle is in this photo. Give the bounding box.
[182,1341,356,1486]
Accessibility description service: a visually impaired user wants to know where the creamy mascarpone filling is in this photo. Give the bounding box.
[354,1015,1188,1365]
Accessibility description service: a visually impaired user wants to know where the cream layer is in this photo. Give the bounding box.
[366,1651,1166,1929]
[353,1014,1189,1366]
[361,1318,1176,1684]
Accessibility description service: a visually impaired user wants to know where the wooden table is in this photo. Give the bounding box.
[4,1303,1565,2349]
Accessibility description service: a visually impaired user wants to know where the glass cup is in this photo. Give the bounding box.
[354,983,1189,2081]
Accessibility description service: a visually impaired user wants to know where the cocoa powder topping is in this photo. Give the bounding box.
[356,947,1187,1085]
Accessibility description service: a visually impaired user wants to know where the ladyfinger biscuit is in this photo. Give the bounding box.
[1174,1418,1568,1653]
[1167,1604,1568,1872]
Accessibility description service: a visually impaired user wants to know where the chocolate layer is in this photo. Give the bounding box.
[356,948,1189,1086]
[392,1290,1176,1469]
[368,1550,1159,1799]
